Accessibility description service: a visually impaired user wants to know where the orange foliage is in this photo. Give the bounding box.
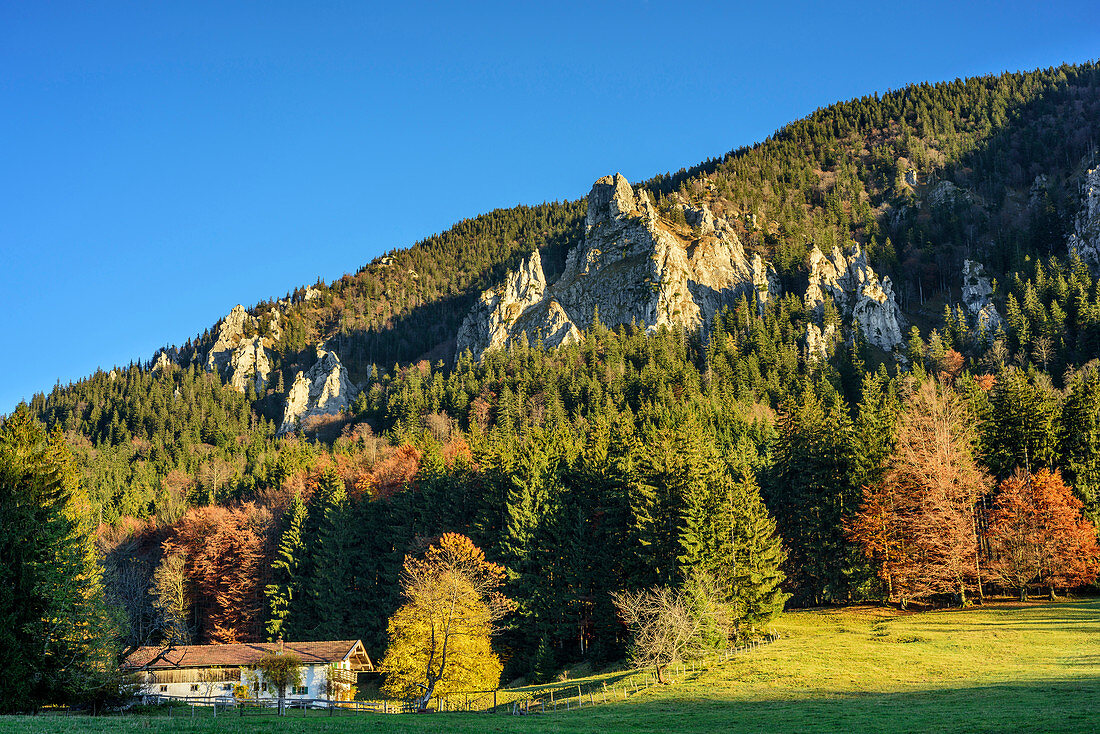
[986,468,1100,598]
[938,349,965,382]
[164,503,273,643]
[974,374,996,392]
[364,444,422,500]
[469,397,491,426]
[442,438,473,469]
[849,381,990,604]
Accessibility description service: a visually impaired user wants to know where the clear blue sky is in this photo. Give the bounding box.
[1,1,1096,412]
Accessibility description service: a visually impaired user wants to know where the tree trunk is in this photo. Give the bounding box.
[655,664,668,685]
[1019,586,1027,602]
[1048,586,1056,601]
[415,678,437,711]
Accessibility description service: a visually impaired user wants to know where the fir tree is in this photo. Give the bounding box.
[0,408,119,712]
[726,468,789,634]
[264,491,307,641]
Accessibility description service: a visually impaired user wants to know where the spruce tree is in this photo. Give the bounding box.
[0,408,118,711]
[264,491,307,641]
[727,469,789,634]
[765,384,866,605]
[1057,364,1100,524]
[304,467,351,639]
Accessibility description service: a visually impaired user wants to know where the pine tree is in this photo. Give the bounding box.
[726,469,789,634]
[264,492,307,641]
[0,408,118,711]
[303,467,351,639]
[1057,364,1100,524]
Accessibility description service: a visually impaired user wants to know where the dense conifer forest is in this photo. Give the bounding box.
[6,62,1100,703]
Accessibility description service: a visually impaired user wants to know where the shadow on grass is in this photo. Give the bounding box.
[5,678,1099,734]
[918,600,1100,633]
[574,676,1100,734]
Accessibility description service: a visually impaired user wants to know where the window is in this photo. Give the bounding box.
[222,683,234,691]
[292,686,308,696]
[159,685,168,692]
[190,684,199,692]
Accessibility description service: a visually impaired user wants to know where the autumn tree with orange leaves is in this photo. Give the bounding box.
[163,503,272,642]
[356,444,422,499]
[986,468,1100,600]
[849,380,991,606]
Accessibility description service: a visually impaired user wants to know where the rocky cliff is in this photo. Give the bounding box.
[805,322,838,362]
[202,304,276,394]
[961,259,1003,338]
[804,243,904,352]
[277,347,357,435]
[456,173,779,359]
[1067,166,1100,268]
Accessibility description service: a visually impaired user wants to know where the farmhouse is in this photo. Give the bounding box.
[123,640,372,701]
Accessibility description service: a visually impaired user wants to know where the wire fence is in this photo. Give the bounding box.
[422,630,781,715]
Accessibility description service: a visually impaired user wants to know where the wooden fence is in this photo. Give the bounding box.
[139,632,780,718]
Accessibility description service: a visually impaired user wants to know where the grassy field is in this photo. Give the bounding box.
[4,599,1098,733]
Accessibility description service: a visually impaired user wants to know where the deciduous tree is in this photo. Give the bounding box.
[611,572,730,684]
[253,650,302,716]
[380,533,511,708]
[986,468,1100,600]
[849,380,991,606]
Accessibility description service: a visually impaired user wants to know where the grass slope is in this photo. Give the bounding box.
[5,600,1098,734]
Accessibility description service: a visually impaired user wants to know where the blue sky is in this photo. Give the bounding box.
[1,1,1097,412]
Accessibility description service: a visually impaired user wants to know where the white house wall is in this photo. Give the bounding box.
[139,663,342,700]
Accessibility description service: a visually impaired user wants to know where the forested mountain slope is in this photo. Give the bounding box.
[10,61,1100,680]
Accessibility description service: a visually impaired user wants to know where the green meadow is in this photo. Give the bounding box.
[5,599,1097,734]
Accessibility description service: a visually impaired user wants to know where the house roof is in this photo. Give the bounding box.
[123,640,372,671]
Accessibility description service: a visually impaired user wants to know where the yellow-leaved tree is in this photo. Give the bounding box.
[381,533,512,708]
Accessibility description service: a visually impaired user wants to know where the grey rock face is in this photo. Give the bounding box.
[1067,167,1100,269]
[456,173,779,359]
[267,310,283,342]
[926,180,970,209]
[205,305,254,372]
[228,336,273,393]
[805,322,837,362]
[962,260,1003,337]
[203,304,277,393]
[151,349,176,373]
[455,250,549,357]
[278,347,357,435]
[805,244,904,352]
